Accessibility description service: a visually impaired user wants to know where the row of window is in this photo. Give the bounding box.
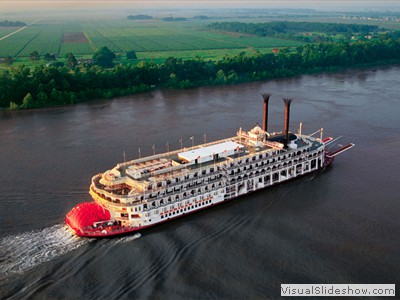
[160,200,213,219]
[148,174,223,194]
[228,161,320,188]
[149,190,221,209]
[229,160,312,177]
[142,183,223,208]
[228,149,322,171]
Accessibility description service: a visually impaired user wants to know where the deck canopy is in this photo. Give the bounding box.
[178,141,243,164]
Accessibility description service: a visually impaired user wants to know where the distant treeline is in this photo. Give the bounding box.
[127,15,208,21]
[127,15,153,20]
[193,15,209,20]
[0,20,27,27]
[1,37,400,110]
[162,17,187,22]
[208,21,380,36]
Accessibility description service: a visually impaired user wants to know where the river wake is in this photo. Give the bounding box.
[0,224,89,280]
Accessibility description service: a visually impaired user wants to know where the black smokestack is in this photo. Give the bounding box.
[261,93,271,132]
[283,98,293,147]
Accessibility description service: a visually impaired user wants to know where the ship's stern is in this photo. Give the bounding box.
[65,202,111,236]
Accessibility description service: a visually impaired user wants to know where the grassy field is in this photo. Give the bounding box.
[0,19,303,64]
[2,15,397,67]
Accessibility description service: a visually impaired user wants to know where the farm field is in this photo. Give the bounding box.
[0,27,18,39]
[0,19,304,63]
[2,15,397,66]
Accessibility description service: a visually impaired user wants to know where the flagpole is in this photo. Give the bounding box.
[299,122,303,136]
[169,145,172,180]
[190,136,194,148]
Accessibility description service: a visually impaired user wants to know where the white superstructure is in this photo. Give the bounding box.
[89,128,326,229]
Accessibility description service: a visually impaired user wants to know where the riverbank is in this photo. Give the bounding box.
[1,60,398,114]
[1,37,400,111]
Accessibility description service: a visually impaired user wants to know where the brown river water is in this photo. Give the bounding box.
[0,66,399,299]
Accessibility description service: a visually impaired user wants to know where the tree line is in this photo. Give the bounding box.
[208,21,380,36]
[0,20,27,27]
[127,15,153,20]
[1,36,400,110]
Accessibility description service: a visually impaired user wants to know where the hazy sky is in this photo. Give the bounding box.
[1,1,399,13]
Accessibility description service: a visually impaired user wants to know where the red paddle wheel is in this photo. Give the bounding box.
[65,202,110,235]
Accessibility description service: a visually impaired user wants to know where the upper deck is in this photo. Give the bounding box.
[90,125,324,204]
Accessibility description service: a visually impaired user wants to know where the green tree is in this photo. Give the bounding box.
[167,73,179,88]
[9,101,19,110]
[93,46,116,68]
[43,53,56,62]
[215,69,226,84]
[29,51,40,63]
[36,91,49,106]
[226,71,239,83]
[126,50,137,60]
[66,52,78,69]
[12,66,31,104]
[3,56,14,65]
[21,92,34,109]
[50,88,62,105]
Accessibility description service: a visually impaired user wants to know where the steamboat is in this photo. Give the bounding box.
[65,94,354,237]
